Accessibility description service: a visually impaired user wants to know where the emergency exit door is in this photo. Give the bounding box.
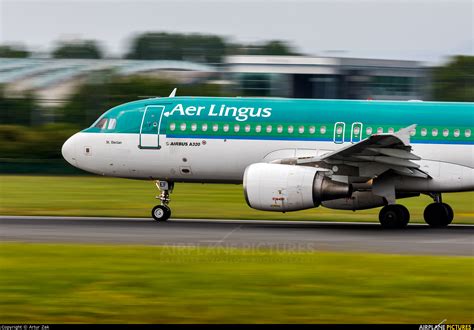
[351,122,363,143]
[333,122,345,144]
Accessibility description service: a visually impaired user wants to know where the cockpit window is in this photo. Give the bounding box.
[94,118,108,129]
[107,118,117,130]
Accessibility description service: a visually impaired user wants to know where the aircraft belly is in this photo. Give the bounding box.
[101,134,473,192]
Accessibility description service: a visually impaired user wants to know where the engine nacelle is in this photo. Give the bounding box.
[243,163,351,212]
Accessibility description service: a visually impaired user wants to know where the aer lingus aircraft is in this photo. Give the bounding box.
[62,90,474,228]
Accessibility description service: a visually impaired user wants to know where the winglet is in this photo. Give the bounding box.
[169,88,177,98]
[394,124,417,145]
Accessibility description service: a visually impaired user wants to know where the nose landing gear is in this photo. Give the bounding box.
[151,181,173,221]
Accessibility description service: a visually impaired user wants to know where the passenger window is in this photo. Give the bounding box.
[223,124,229,132]
[443,129,449,137]
[180,123,186,131]
[170,123,176,131]
[191,123,197,131]
[288,125,294,134]
[245,124,251,132]
[421,128,427,136]
[377,127,383,134]
[320,126,326,134]
[336,126,343,134]
[255,125,262,133]
[277,125,283,133]
[353,126,360,135]
[388,127,394,133]
[94,118,107,129]
[366,127,373,135]
[298,126,305,134]
[454,129,460,137]
[266,125,272,133]
[465,129,471,137]
[107,118,117,130]
[212,124,218,132]
[202,123,208,132]
[234,124,240,132]
[409,128,416,136]
[432,128,438,137]
[309,126,315,134]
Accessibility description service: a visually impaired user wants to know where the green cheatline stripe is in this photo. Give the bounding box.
[165,120,473,143]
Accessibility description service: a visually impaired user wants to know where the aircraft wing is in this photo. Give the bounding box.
[271,124,430,179]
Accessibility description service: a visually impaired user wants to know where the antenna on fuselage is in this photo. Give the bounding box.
[169,88,177,97]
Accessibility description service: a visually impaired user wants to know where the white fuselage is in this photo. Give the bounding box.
[62,132,474,193]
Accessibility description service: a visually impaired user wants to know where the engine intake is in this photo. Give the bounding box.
[243,163,351,212]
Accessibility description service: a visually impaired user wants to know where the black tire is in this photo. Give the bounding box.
[399,205,410,224]
[379,204,410,228]
[151,205,171,221]
[443,203,454,224]
[424,203,453,227]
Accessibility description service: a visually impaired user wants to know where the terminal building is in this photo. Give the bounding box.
[0,55,431,104]
[224,55,430,101]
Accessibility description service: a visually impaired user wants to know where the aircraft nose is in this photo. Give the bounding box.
[62,134,78,167]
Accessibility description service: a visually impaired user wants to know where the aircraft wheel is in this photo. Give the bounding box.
[152,205,171,222]
[379,204,410,228]
[424,203,453,227]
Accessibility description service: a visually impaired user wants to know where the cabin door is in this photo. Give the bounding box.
[139,105,167,149]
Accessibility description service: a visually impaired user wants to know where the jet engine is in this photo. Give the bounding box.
[243,163,351,212]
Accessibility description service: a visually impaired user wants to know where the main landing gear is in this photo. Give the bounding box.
[379,204,410,229]
[378,193,454,228]
[151,180,173,222]
[423,193,454,227]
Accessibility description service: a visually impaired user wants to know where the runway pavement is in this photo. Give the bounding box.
[1,216,473,255]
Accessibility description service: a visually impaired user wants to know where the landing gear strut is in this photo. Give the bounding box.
[379,204,410,228]
[151,181,173,222]
[423,193,453,227]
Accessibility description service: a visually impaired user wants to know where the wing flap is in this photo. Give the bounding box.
[353,155,420,168]
[366,147,421,160]
[269,124,430,180]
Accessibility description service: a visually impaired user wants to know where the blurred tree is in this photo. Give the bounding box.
[432,55,474,101]
[126,32,227,64]
[251,40,300,56]
[0,123,79,160]
[60,75,229,127]
[0,85,36,125]
[0,44,30,58]
[126,32,301,62]
[52,40,103,59]
[227,40,300,56]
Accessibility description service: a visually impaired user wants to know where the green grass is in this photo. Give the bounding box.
[1,175,473,223]
[2,176,472,323]
[0,243,472,323]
